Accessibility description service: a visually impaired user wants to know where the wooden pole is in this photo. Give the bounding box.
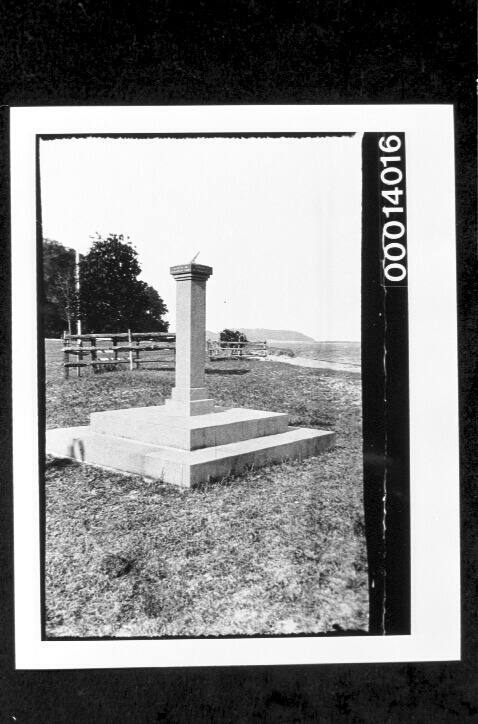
[75,249,82,336]
[75,249,82,377]
[90,337,97,373]
[128,329,133,371]
[76,337,83,378]
[63,331,69,379]
[135,336,140,369]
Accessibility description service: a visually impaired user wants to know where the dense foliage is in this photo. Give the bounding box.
[42,235,169,336]
[42,239,78,337]
[79,235,169,333]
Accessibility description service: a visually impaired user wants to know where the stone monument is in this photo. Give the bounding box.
[46,262,335,487]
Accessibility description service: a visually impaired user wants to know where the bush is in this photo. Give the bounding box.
[270,347,295,358]
[219,329,248,348]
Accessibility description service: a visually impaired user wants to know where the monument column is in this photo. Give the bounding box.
[165,263,215,416]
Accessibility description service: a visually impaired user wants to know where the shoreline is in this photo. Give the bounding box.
[265,354,361,373]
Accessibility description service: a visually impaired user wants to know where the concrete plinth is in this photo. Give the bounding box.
[46,414,335,488]
[90,406,290,450]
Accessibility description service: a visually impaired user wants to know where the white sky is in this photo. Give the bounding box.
[39,135,362,341]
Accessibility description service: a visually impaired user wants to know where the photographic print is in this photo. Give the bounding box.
[10,105,459,668]
[41,131,364,640]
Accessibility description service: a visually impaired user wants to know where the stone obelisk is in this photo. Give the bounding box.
[164,263,215,416]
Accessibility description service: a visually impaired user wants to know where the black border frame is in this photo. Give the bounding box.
[1,0,475,718]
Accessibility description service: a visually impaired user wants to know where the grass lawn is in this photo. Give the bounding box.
[45,340,368,637]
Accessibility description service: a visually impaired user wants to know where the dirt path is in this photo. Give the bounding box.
[265,355,361,373]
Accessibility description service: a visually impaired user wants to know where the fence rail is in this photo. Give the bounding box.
[61,332,268,378]
[65,332,176,340]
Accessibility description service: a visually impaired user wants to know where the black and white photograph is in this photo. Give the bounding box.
[41,131,364,639]
[10,105,459,669]
[1,1,476,718]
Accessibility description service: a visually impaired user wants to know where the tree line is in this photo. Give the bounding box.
[42,234,169,337]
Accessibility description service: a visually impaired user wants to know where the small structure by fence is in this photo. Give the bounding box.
[207,340,267,360]
[62,332,268,377]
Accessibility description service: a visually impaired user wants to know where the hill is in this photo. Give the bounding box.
[206,329,315,342]
[241,329,316,342]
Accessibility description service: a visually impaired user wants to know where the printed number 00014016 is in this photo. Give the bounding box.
[379,134,407,284]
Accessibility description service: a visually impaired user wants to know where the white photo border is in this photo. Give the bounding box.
[11,105,460,669]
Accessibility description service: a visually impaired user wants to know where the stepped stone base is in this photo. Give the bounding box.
[90,406,289,450]
[46,406,335,488]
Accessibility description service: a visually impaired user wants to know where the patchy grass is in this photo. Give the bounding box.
[44,339,368,638]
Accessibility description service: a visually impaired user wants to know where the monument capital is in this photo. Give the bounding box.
[170,263,213,282]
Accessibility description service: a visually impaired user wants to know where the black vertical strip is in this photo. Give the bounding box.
[382,136,410,634]
[36,136,47,638]
[362,132,387,634]
[362,132,410,635]
[0,108,14,669]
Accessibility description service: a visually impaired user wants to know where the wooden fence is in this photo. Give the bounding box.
[62,331,176,378]
[62,332,268,378]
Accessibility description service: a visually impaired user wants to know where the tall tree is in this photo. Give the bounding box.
[135,284,169,333]
[42,239,78,337]
[79,234,169,333]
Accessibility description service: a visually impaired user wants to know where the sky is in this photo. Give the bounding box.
[39,135,362,341]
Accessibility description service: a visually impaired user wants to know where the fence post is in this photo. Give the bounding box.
[76,336,83,377]
[135,336,140,370]
[63,331,69,379]
[90,337,97,366]
[128,329,133,371]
